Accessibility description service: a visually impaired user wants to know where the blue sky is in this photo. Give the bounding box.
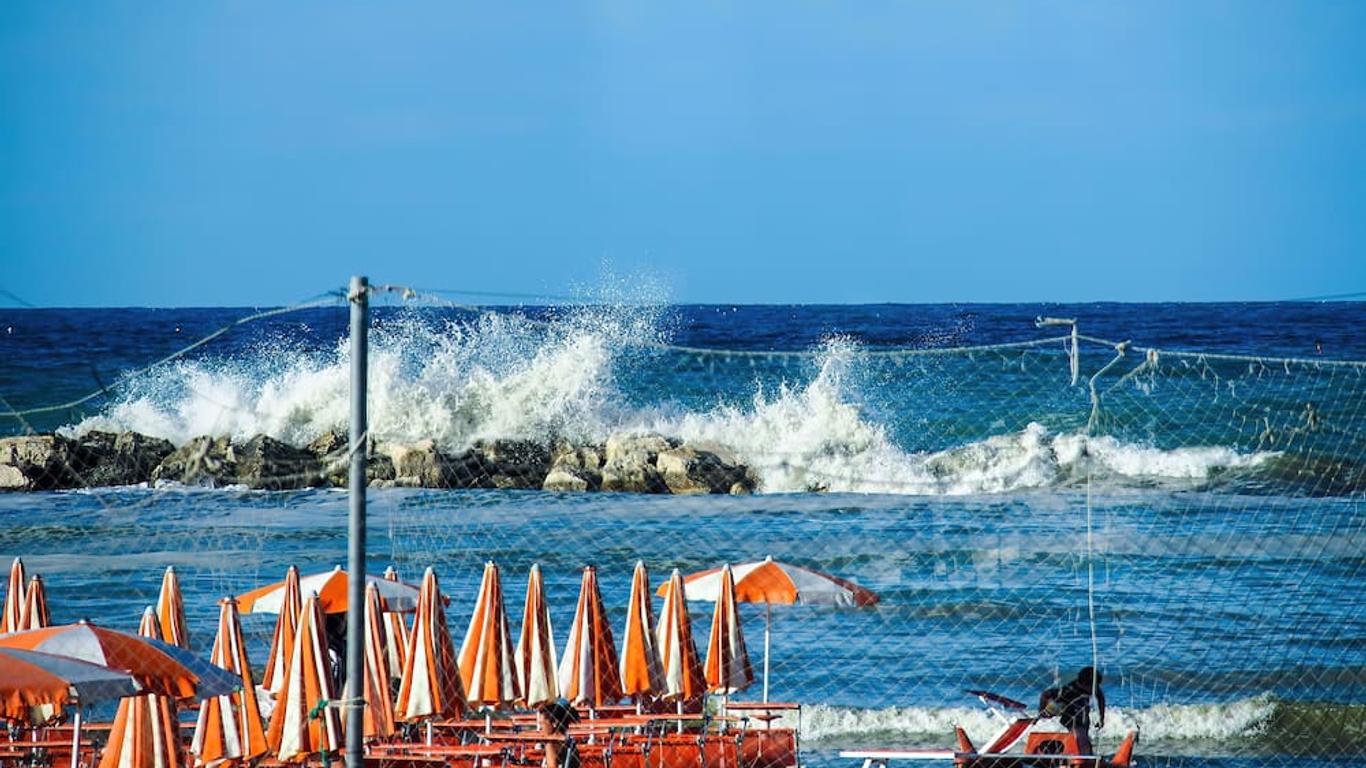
[2,2,1364,306]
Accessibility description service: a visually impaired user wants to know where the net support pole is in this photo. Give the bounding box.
[345,275,369,768]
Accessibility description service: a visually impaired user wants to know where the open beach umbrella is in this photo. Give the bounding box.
[340,583,395,741]
[99,607,181,768]
[381,567,409,681]
[667,556,877,701]
[0,647,140,720]
[22,574,50,630]
[514,564,558,707]
[457,561,519,710]
[238,565,422,615]
[2,557,26,633]
[702,565,753,695]
[395,567,464,723]
[558,566,622,709]
[619,561,664,702]
[191,597,268,768]
[260,566,302,697]
[157,567,190,650]
[265,593,342,762]
[0,621,238,700]
[655,569,705,703]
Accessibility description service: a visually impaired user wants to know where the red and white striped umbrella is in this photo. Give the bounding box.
[381,567,409,681]
[22,574,50,631]
[156,567,190,650]
[703,565,753,695]
[99,608,181,768]
[396,568,464,722]
[655,569,705,703]
[458,562,519,710]
[343,582,395,741]
[2,557,26,633]
[260,566,302,697]
[619,561,664,702]
[191,597,268,768]
[513,564,557,708]
[558,566,621,709]
[265,593,341,762]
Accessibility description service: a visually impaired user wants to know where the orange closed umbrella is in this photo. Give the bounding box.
[703,565,753,695]
[558,566,621,709]
[2,557,26,633]
[191,597,268,768]
[381,568,409,682]
[22,574,50,630]
[619,561,664,702]
[458,562,519,710]
[396,567,464,723]
[265,593,341,762]
[99,608,181,768]
[342,583,395,741]
[260,566,302,697]
[157,567,190,650]
[514,564,558,708]
[655,569,704,703]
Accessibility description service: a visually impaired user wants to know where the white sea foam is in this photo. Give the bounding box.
[63,310,1272,496]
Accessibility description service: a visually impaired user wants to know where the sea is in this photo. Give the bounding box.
[0,301,1362,768]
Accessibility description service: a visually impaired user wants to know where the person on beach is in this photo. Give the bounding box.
[538,699,581,768]
[1038,666,1106,755]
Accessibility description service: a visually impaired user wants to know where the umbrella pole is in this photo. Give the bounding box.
[69,708,81,768]
[763,603,771,703]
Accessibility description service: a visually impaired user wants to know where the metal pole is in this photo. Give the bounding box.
[763,604,771,703]
[345,276,369,768]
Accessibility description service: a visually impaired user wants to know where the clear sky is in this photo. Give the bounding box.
[2,2,1364,306]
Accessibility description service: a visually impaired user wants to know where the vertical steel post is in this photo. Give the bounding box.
[345,276,369,768]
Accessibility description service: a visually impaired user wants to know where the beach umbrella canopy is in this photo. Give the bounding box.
[558,566,622,708]
[619,561,664,701]
[0,622,238,700]
[22,574,50,631]
[191,597,268,768]
[157,567,190,650]
[340,583,395,741]
[655,569,704,702]
[265,593,342,762]
[98,607,181,768]
[703,565,754,695]
[2,557,26,633]
[514,564,558,707]
[457,562,519,709]
[396,568,464,722]
[260,566,302,697]
[237,565,422,615]
[0,647,140,721]
[381,567,409,681]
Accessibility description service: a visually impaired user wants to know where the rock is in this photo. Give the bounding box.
[475,439,551,489]
[308,430,395,487]
[151,436,239,486]
[379,439,451,488]
[542,465,597,492]
[236,435,325,490]
[0,434,89,490]
[604,433,677,466]
[551,441,604,473]
[600,433,675,494]
[78,431,174,487]
[656,443,753,495]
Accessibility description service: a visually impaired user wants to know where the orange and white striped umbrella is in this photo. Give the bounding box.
[156,567,190,650]
[395,568,464,722]
[238,565,421,615]
[265,593,341,762]
[381,567,409,681]
[458,562,519,709]
[655,569,704,702]
[98,607,181,768]
[2,557,26,633]
[260,566,302,697]
[702,565,753,695]
[558,566,621,708]
[22,574,50,631]
[342,582,395,741]
[619,561,664,701]
[191,597,267,768]
[513,564,557,707]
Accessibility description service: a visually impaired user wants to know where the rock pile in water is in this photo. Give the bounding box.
[0,430,758,494]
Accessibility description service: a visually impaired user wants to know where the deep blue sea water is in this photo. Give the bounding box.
[0,302,1362,768]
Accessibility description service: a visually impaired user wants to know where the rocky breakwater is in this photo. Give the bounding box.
[0,430,758,494]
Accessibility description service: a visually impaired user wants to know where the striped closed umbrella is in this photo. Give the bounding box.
[2,557,26,633]
[22,574,50,630]
[157,567,190,650]
[558,566,621,709]
[514,564,558,708]
[396,568,464,722]
[260,566,302,697]
[655,569,705,703]
[703,565,753,695]
[343,582,395,741]
[619,561,664,702]
[191,597,267,768]
[265,593,341,762]
[458,562,519,710]
[381,568,409,681]
[99,607,181,768]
